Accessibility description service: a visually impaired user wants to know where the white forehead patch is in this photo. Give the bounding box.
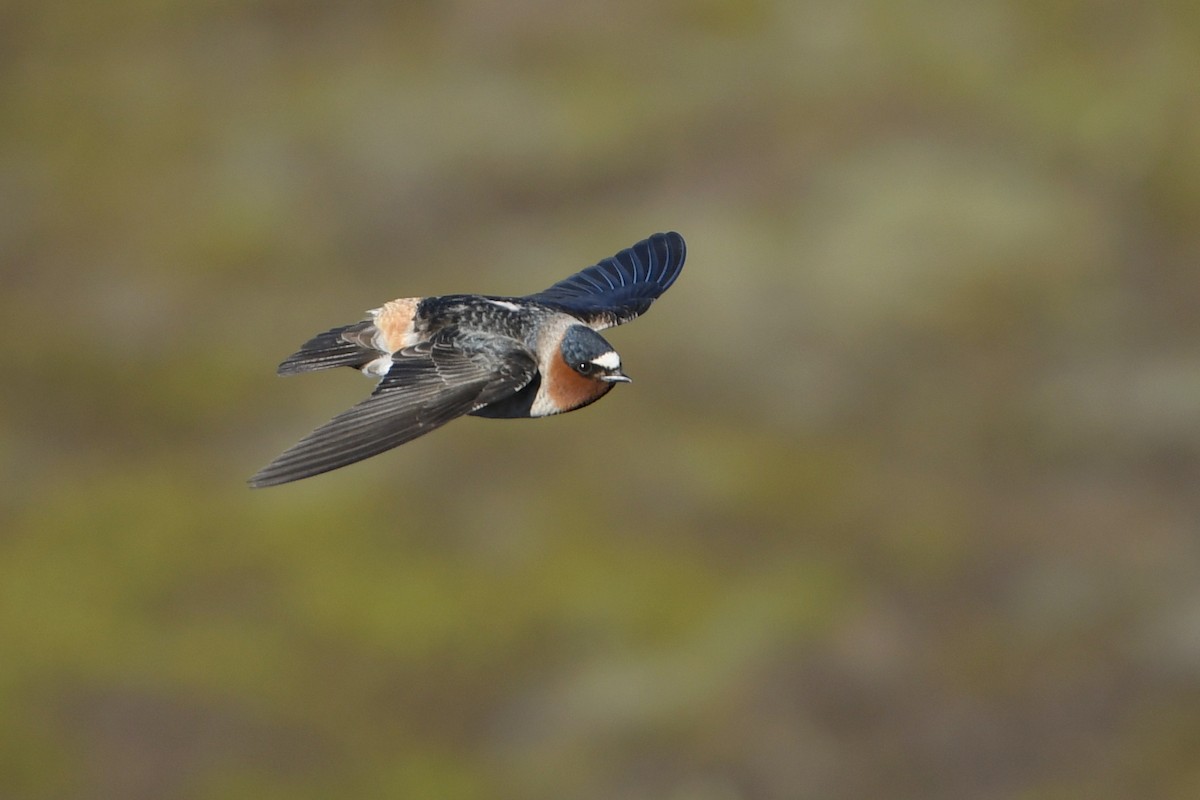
[591,350,621,370]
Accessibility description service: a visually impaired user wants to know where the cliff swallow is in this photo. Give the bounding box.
[249,232,686,487]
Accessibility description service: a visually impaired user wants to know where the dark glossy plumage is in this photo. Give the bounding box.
[527,231,686,328]
[251,329,537,487]
[250,232,685,487]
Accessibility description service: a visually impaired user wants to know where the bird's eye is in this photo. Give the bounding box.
[577,362,592,373]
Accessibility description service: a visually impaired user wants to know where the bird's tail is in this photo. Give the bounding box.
[277,323,376,375]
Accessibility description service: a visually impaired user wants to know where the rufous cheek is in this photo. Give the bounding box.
[545,357,609,413]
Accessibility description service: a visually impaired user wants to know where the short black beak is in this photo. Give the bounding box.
[601,370,632,384]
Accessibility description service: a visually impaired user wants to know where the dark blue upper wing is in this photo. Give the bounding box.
[524,232,686,329]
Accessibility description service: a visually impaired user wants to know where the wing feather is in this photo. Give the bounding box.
[250,331,536,487]
[524,232,686,329]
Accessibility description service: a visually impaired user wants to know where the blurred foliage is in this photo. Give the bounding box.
[3,1,1200,798]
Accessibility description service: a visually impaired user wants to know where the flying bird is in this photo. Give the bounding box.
[249,232,686,487]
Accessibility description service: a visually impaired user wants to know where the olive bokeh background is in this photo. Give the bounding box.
[4,3,1199,798]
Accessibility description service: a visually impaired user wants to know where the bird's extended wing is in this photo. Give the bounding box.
[524,232,686,329]
[249,330,536,487]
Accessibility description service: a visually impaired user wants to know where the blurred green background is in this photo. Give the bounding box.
[4,2,1199,798]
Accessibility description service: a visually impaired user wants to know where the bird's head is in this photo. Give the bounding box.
[560,325,631,386]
